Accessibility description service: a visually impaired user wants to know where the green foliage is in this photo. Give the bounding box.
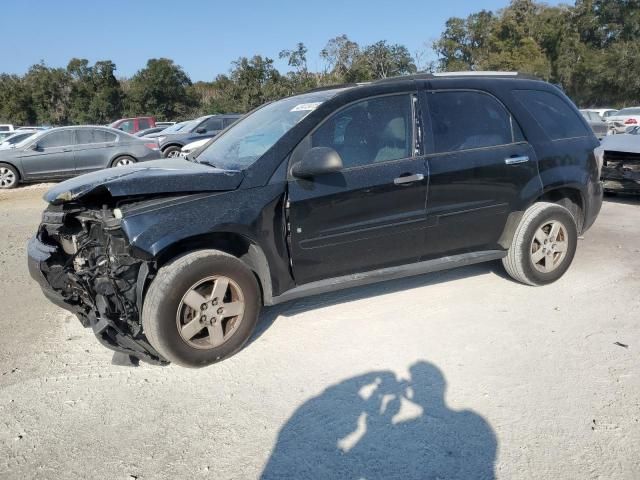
[434,0,640,107]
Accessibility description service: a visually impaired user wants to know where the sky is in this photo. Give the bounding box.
[1,0,564,81]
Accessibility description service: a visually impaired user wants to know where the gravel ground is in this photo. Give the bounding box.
[0,185,638,479]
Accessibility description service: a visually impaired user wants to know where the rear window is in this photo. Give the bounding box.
[513,90,589,140]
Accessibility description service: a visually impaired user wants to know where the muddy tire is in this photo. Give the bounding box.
[502,202,578,286]
[142,250,261,367]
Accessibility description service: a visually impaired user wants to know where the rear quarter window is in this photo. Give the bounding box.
[513,90,590,141]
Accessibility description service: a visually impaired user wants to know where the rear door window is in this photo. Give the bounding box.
[138,118,151,130]
[513,90,590,140]
[427,90,516,153]
[201,117,224,132]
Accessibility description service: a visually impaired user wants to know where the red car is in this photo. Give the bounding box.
[109,116,156,134]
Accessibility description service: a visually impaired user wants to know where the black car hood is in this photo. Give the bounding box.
[44,158,244,204]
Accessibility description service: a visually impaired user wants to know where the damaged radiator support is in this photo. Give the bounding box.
[602,151,640,193]
[38,205,168,365]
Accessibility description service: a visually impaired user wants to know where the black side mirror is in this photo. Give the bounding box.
[196,127,206,134]
[292,147,343,179]
[29,142,40,151]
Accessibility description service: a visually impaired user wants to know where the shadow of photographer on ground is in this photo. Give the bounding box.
[261,361,496,480]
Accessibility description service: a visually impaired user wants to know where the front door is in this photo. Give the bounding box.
[422,89,541,258]
[287,93,430,284]
[20,129,76,179]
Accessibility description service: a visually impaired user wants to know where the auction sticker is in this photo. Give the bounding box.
[291,102,322,112]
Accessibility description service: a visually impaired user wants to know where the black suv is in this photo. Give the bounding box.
[28,73,603,367]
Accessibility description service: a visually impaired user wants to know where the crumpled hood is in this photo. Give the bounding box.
[44,158,244,204]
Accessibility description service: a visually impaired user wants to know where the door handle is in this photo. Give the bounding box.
[505,155,529,165]
[62,148,72,152]
[394,173,424,185]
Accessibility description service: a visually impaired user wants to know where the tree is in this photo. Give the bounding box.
[360,41,417,79]
[126,58,197,120]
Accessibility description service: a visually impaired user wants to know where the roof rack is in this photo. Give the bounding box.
[373,71,541,83]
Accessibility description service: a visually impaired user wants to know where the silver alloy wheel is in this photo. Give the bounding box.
[176,275,245,349]
[115,157,134,166]
[530,220,569,273]
[166,150,180,158]
[0,167,16,188]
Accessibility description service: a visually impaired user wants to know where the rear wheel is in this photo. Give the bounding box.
[142,250,261,367]
[502,202,578,286]
[111,155,136,167]
[163,146,181,158]
[0,163,19,189]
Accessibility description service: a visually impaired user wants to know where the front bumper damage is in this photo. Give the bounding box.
[602,151,640,194]
[27,205,168,365]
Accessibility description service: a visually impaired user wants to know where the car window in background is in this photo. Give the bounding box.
[428,91,514,153]
[76,129,118,144]
[616,108,640,116]
[201,117,224,132]
[223,117,238,128]
[138,118,151,130]
[38,130,73,148]
[119,120,134,133]
[311,94,413,168]
[196,90,339,170]
[515,90,591,140]
[164,120,196,133]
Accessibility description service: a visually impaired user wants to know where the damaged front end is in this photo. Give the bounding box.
[27,203,167,365]
[601,150,640,194]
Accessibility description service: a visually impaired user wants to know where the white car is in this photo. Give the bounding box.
[0,124,14,133]
[179,138,210,157]
[607,107,640,134]
[583,108,618,120]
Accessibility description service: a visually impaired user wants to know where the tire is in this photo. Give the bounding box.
[502,202,578,286]
[0,163,19,189]
[141,250,261,367]
[162,146,181,158]
[111,155,137,167]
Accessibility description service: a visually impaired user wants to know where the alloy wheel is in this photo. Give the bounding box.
[530,220,569,273]
[0,167,16,188]
[176,275,245,349]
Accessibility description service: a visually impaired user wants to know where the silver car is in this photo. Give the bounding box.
[0,126,160,189]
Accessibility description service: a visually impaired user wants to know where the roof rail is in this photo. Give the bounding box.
[373,71,541,83]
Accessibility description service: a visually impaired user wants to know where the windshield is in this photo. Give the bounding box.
[14,129,47,148]
[163,120,197,133]
[195,90,342,170]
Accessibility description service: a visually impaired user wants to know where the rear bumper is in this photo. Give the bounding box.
[582,180,603,234]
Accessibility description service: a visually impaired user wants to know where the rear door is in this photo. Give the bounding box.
[422,89,541,258]
[287,92,430,284]
[20,130,76,179]
[74,128,119,174]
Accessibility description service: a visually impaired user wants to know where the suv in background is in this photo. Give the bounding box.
[109,116,156,134]
[28,73,603,367]
[142,114,242,157]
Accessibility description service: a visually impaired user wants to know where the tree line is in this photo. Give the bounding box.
[0,0,637,126]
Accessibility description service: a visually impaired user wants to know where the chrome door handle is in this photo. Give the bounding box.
[62,148,72,152]
[505,155,529,165]
[394,173,424,185]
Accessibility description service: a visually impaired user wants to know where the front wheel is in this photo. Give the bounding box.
[163,146,181,158]
[502,202,578,286]
[112,156,137,167]
[141,250,261,367]
[0,163,19,189]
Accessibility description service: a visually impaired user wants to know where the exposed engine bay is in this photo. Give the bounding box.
[32,203,167,365]
[601,151,640,193]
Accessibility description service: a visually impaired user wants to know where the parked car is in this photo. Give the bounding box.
[0,124,15,132]
[607,107,640,134]
[0,131,18,142]
[109,116,156,134]
[179,137,210,157]
[595,132,640,194]
[0,130,37,149]
[135,126,168,137]
[27,72,602,367]
[583,108,618,120]
[580,110,608,138]
[0,126,160,189]
[155,121,176,127]
[143,114,242,157]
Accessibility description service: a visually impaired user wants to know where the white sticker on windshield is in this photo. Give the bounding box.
[290,102,322,112]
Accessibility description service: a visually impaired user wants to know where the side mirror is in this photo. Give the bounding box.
[29,142,40,151]
[292,147,343,179]
[196,127,206,134]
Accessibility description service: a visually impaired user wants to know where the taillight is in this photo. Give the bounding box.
[145,142,159,150]
[624,118,638,125]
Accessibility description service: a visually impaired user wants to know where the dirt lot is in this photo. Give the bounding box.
[0,185,638,479]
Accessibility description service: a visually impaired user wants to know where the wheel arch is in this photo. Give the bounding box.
[161,143,184,153]
[154,232,273,305]
[535,186,585,233]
